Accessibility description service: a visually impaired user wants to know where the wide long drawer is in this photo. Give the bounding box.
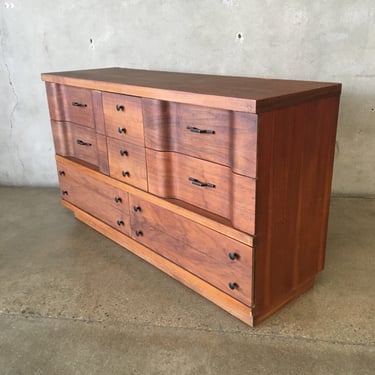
[56,160,130,235]
[143,99,257,177]
[146,149,256,234]
[129,194,253,305]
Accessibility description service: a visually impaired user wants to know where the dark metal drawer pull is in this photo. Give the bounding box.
[122,171,130,177]
[133,205,141,212]
[228,252,239,261]
[228,282,238,290]
[188,177,215,188]
[72,101,87,108]
[76,139,92,146]
[58,170,65,176]
[61,190,68,196]
[114,197,122,203]
[117,220,124,226]
[187,126,215,134]
[116,104,125,111]
[118,127,126,134]
[135,230,143,237]
[120,149,128,156]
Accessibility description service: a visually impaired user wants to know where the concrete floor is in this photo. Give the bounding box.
[0,187,374,374]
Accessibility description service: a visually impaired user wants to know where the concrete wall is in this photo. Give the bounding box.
[0,0,374,195]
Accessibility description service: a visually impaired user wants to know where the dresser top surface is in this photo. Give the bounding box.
[42,67,341,113]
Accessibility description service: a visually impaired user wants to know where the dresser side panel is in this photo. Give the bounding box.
[254,95,340,318]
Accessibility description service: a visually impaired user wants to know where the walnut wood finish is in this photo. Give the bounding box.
[46,82,95,128]
[129,195,253,305]
[55,155,253,247]
[107,137,148,190]
[51,121,99,167]
[64,200,254,325]
[102,92,144,145]
[146,149,256,234]
[143,99,257,177]
[253,95,340,322]
[43,68,341,326]
[57,159,130,235]
[42,68,341,113]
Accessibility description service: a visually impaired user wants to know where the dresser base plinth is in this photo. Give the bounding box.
[61,200,255,326]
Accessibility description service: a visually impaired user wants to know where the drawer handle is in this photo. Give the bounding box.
[187,126,215,134]
[122,170,130,177]
[61,190,68,196]
[120,149,128,156]
[188,177,215,188]
[135,230,143,237]
[72,101,87,108]
[58,170,65,176]
[114,197,122,203]
[117,220,125,226]
[76,139,92,146]
[116,104,125,111]
[118,127,127,134]
[228,282,238,290]
[228,252,239,261]
[133,205,141,212]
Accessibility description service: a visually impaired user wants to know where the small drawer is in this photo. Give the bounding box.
[57,160,130,235]
[143,99,257,177]
[107,137,148,191]
[146,149,256,234]
[46,83,95,128]
[102,92,144,145]
[51,121,99,167]
[129,194,253,306]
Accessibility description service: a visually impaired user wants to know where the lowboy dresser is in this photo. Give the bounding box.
[41,68,341,326]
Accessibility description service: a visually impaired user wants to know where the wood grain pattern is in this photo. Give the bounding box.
[143,99,257,177]
[46,82,95,128]
[102,92,144,145]
[96,133,109,175]
[92,90,106,135]
[146,149,256,234]
[253,95,340,319]
[72,124,99,167]
[129,195,253,305]
[63,200,254,326]
[57,159,130,235]
[42,67,341,113]
[51,121,98,167]
[55,155,254,246]
[107,137,148,190]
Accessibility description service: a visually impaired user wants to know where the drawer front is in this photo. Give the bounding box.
[143,99,257,177]
[51,121,99,167]
[146,149,256,233]
[57,160,130,235]
[107,137,148,191]
[147,150,230,219]
[46,83,95,128]
[102,92,144,145]
[129,195,253,305]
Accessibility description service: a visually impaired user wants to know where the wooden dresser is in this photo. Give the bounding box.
[41,68,341,326]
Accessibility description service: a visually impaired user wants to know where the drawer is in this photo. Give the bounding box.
[129,195,253,305]
[102,92,144,145]
[143,99,257,177]
[146,149,256,234]
[107,137,148,191]
[57,160,130,235]
[46,83,95,128]
[51,121,99,167]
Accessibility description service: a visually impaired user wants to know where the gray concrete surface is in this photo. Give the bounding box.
[0,187,374,374]
[1,1,375,195]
